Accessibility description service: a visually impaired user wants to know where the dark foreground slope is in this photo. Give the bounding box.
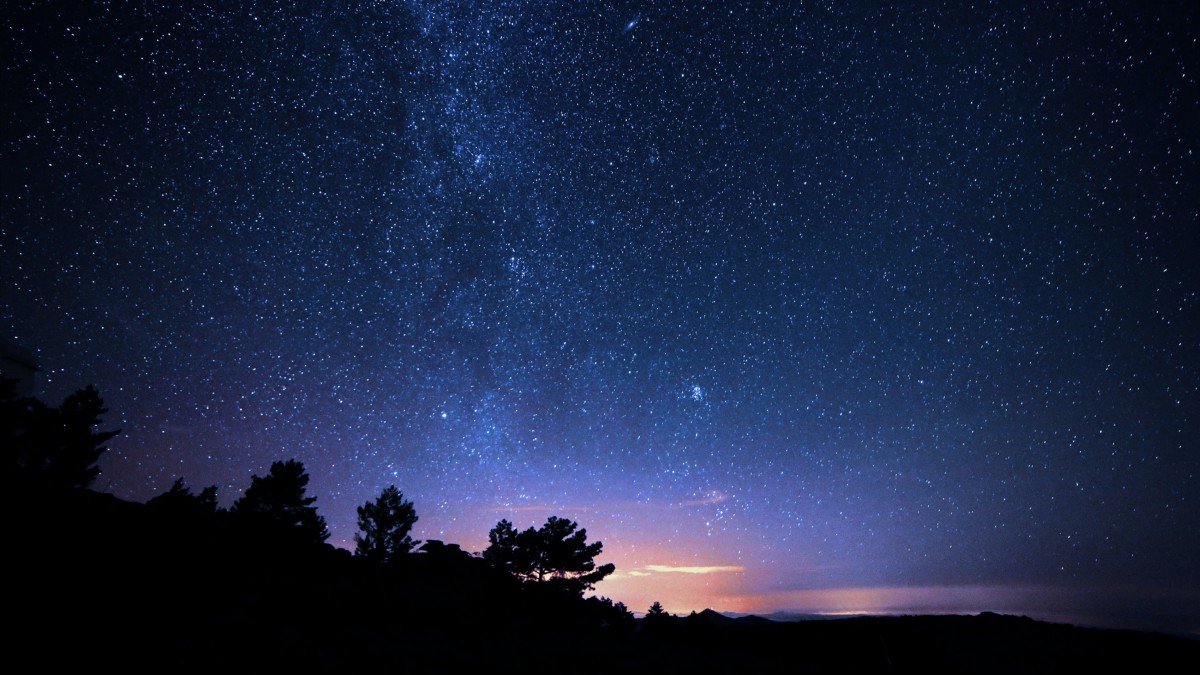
[628,610,1199,674]
[10,489,1198,673]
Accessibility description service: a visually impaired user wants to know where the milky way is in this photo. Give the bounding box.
[3,1,1197,632]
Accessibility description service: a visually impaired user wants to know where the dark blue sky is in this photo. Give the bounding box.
[3,1,1197,633]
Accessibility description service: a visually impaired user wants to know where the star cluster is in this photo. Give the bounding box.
[3,1,1197,632]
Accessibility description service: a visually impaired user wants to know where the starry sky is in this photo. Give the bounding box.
[3,1,1197,634]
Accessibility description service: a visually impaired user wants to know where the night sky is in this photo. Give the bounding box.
[3,1,1197,634]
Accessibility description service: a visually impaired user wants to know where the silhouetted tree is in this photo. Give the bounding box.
[230,459,329,544]
[147,477,220,516]
[354,485,419,562]
[484,516,615,595]
[483,518,528,577]
[593,597,636,632]
[2,377,119,491]
[642,600,680,635]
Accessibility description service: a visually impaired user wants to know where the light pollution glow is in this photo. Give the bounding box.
[339,500,1200,636]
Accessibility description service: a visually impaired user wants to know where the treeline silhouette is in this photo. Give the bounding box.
[4,377,635,669]
[5,378,1198,672]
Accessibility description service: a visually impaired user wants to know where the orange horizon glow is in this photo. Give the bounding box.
[340,507,1199,636]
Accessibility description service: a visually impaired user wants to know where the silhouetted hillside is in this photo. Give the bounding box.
[9,486,1198,672]
[8,486,635,670]
[4,397,1195,675]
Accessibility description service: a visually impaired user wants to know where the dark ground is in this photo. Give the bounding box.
[11,489,1198,673]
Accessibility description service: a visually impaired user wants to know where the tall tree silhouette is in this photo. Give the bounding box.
[484,516,615,595]
[354,485,419,563]
[231,459,329,544]
[483,518,529,578]
[2,377,119,491]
